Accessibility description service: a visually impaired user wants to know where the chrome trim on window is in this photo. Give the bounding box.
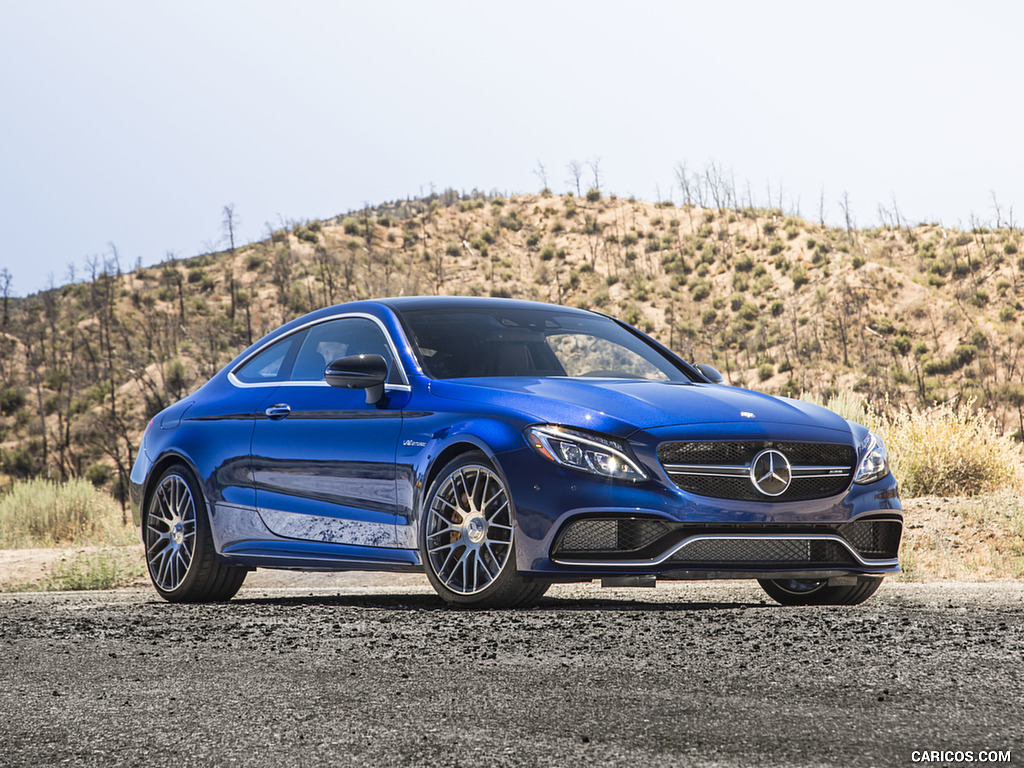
[227,312,411,390]
[551,533,900,569]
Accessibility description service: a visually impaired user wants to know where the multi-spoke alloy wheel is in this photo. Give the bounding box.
[143,465,247,602]
[421,452,549,608]
[146,473,197,592]
[426,464,513,595]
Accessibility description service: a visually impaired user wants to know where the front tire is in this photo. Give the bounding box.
[144,465,247,602]
[421,452,549,608]
[758,576,883,606]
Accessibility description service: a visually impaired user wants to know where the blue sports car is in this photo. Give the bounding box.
[130,296,902,607]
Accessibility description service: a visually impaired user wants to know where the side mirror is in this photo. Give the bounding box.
[324,354,388,404]
[694,363,724,384]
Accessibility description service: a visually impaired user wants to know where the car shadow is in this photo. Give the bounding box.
[226,592,770,612]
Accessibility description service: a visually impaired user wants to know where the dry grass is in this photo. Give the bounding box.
[875,402,1024,498]
[803,393,1024,498]
[0,478,135,549]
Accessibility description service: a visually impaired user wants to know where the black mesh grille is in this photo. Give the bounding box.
[837,519,901,558]
[657,440,855,501]
[555,518,671,553]
[658,441,854,467]
[668,538,856,565]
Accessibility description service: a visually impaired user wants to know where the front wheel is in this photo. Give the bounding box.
[144,465,247,602]
[421,452,549,608]
[758,576,883,606]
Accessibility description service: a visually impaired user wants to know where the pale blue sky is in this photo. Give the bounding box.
[1,1,1021,295]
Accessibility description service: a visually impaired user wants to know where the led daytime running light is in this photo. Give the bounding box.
[527,425,648,482]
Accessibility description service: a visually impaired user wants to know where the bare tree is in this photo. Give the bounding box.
[0,267,11,328]
[891,192,903,230]
[587,156,602,193]
[674,161,692,207]
[818,187,826,226]
[839,191,854,240]
[222,204,239,255]
[532,160,549,192]
[566,160,583,196]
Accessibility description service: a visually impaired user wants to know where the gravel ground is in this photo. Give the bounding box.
[1,577,1022,768]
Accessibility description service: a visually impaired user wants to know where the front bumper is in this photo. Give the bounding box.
[500,442,902,580]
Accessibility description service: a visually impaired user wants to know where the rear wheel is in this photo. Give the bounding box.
[144,465,247,602]
[421,452,549,608]
[758,576,883,606]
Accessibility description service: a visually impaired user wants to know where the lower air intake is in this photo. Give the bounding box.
[555,518,670,554]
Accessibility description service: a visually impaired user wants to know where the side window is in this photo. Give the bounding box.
[234,333,302,384]
[290,317,402,384]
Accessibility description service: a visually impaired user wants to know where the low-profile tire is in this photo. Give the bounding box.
[758,576,883,606]
[421,452,550,609]
[144,464,247,602]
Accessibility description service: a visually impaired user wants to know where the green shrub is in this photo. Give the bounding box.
[768,239,785,256]
[791,267,809,289]
[735,255,754,273]
[0,387,26,416]
[967,290,989,308]
[586,187,600,202]
[690,279,712,302]
[540,245,556,261]
[758,363,774,381]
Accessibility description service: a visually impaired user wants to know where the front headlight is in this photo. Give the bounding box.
[526,425,649,482]
[853,431,889,485]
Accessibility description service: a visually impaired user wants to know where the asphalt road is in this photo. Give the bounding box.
[1,577,1021,768]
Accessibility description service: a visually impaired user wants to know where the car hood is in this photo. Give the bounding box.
[428,377,852,435]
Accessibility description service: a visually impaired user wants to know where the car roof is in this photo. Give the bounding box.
[375,295,596,316]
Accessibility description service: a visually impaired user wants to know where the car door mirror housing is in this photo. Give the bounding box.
[694,363,725,384]
[324,354,388,404]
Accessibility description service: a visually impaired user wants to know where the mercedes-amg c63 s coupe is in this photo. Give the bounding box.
[130,296,902,607]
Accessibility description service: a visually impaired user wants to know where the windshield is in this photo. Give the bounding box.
[399,307,692,381]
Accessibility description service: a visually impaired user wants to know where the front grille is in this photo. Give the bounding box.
[555,518,671,553]
[668,538,857,565]
[657,440,855,502]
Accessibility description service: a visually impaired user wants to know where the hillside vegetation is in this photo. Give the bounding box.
[1,190,1023,500]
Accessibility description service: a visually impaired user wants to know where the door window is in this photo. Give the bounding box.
[290,317,402,384]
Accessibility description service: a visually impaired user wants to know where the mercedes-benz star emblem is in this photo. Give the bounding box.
[749,449,792,496]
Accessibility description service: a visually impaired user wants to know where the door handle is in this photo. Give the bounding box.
[264,404,291,420]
